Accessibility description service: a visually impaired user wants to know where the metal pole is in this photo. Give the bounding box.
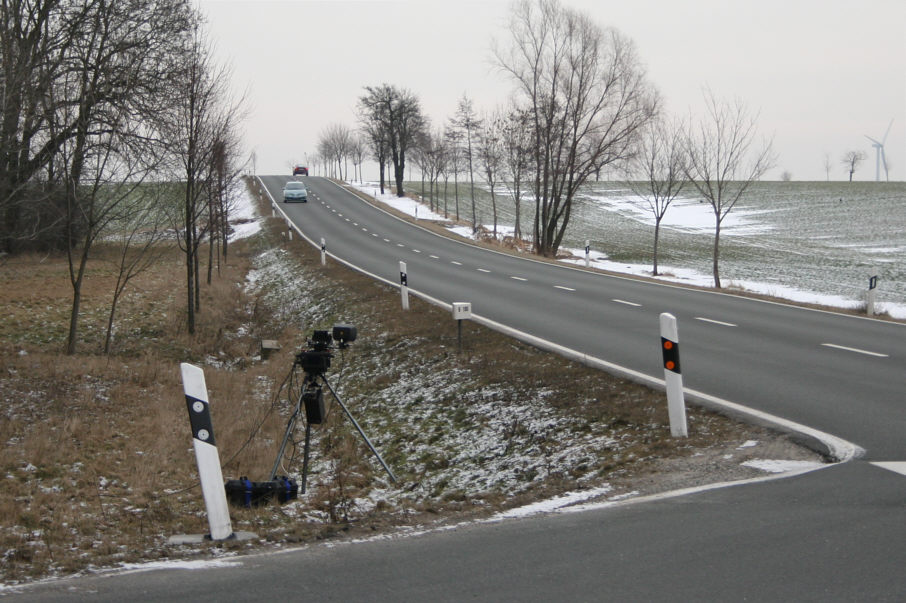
[323,377,397,483]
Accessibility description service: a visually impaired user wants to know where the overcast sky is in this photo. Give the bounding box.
[198,0,905,182]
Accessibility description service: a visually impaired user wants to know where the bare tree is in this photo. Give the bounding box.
[52,0,195,353]
[358,84,426,197]
[684,90,775,288]
[841,150,866,182]
[161,23,244,335]
[103,182,172,354]
[349,135,367,183]
[494,0,658,257]
[823,153,832,181]
[319,123,353,180]
[499,103,533,241]
[625,116,688,276]
[451,95,481,232]
[477,111,505,237]
[359,115,390,194]
[444,127,464,220]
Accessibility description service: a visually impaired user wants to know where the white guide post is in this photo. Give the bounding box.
[867,273,878,316]
[287,220,293,241]
[659,313,688,437]
[179,363,233,540]
[320,237,327,266]
[399,261,409,310]
[585,240,590,268]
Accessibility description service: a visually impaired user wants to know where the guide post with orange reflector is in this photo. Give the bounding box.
[660,312,688,437]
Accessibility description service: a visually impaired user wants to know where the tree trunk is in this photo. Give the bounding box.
[712,216,722,288]
[652,219,661,276]
[66,257,87,355]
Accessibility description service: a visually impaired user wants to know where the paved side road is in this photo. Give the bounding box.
[11,461,906,601]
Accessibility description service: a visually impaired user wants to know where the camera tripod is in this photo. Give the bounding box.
[269,366,396,493]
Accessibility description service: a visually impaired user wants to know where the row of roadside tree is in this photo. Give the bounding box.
[1,0,248,352]
[312,0,775,289]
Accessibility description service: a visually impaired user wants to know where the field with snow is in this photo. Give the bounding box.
[393,179,906,318]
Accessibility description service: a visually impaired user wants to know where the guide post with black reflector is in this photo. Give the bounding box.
[659,313,688,437]
[320,237,327,266]
[867,273,878,316]
[400,261,409,310]
[179,363,233,540]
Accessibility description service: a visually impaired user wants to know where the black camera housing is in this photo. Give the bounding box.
[332,324,357,348]
[295,325,356,374]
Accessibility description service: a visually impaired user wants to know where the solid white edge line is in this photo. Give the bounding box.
[821,343,888,358]
[260,176,863,468]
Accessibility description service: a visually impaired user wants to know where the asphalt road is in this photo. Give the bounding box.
[269,176,904,460]
[12,176,906,600]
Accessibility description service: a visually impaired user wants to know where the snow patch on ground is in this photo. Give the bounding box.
[229,181,263,241]
[741,459,825,473]
[490,485,614,519]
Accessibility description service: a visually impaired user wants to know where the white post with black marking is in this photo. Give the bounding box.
[180,363,233,540]
[320,237,327,266]
[867,273,878,316]
[585,240,590,268]
[287,220,293,241]
[659,313,688,437]
[400,261,409,310]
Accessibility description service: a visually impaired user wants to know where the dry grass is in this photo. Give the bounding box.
[0,185,823,585]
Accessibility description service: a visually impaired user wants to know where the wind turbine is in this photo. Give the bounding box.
[865,119,893,182]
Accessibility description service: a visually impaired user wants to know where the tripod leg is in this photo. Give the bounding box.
[269,382,307,481]
[301,422,312,494]
[322,376,397,483]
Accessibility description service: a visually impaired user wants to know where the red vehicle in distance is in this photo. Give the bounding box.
[292,165,309,176]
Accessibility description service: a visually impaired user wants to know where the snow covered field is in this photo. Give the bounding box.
[356,180,906,319]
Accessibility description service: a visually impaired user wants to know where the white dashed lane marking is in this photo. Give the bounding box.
[613,299,641,307]
[554,285,576,292]
[821,343,888,358]
[695,317,737,327]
